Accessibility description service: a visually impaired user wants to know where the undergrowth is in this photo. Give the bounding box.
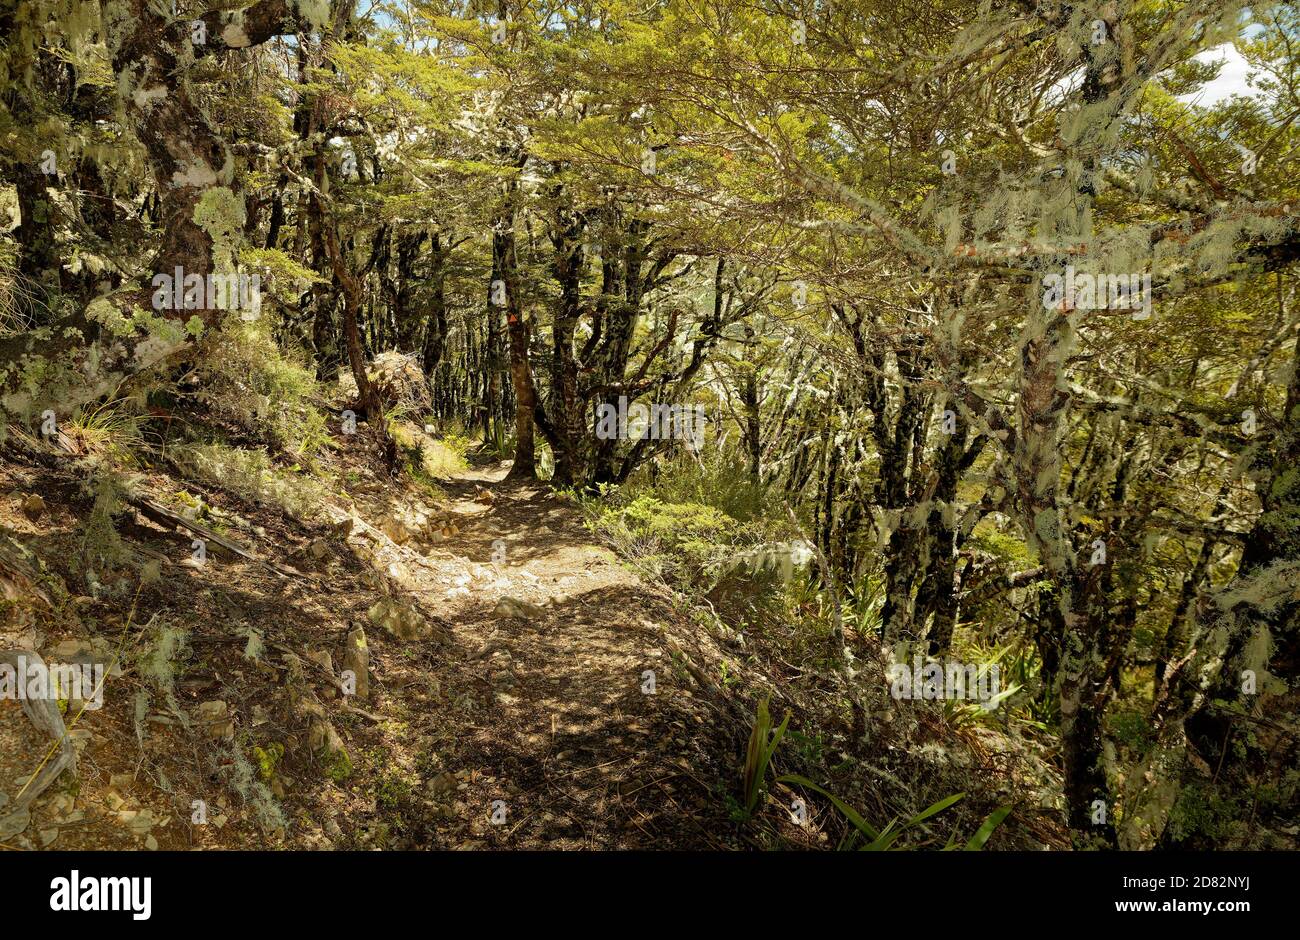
[581,449,1047,850]
[186,316,332,466]
[167,441,332,523]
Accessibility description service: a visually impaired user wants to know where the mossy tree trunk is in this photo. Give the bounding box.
[1,0,320,422]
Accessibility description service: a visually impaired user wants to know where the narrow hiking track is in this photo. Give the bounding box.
[370,463,738,849]
[0,443,751,851]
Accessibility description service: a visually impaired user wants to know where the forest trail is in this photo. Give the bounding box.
[370,461,736,849]
[0,439,753,851]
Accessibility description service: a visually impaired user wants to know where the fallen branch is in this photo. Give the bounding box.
[0,649,79,841]
[128,494,313,583]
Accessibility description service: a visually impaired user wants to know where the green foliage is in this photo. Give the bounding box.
[967,527,1035,571]
[8,0,1299,854]
[589,494,745,588]
[623,451,786,526]
[323,747,354,784]
[253,742,285,782]
[0,242,46,332]
[374,769,417,812]
[188,317,331,465]
[77,470,132,589]
[740,697,790,820]
[388,419,467,482]
[989,638,1056,727]
[779,774,1011,851]
[963,806,1014,851]
[67,399,143,464]
[132,617,190,740]
[1109,707,1158,752]
[168,442,330,522]
[1166,783,1238,846]
[225,742,287,835]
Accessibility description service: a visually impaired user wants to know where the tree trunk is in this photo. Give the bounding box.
[1,0,316,420]
[323,222,380,420]
[740,322,761,481]
[490,186,535,478]
[546,196,587,486]
[421,231,449,407]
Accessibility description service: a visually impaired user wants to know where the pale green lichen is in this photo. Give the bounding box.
[131,84,168,111]
[86,295,134,337]
[0,334,108,426]
[87,296,188,366]
[221,16,252,48]
[101,0,137,55]
[134,317,187,364]
[193,186,245,271]
[1216,559,1300,614]
[293,0,331,32]
[171,147,220,190]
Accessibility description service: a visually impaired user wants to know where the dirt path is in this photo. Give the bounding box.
[368,463,737,849]
[0,447,748,851]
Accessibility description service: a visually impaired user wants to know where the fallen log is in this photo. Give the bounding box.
[127,494,313,583]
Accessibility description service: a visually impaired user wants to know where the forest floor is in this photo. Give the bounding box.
[0,426,820,851]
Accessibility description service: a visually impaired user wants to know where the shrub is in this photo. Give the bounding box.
[168,442,331,522]
[188,316,331,465]
[590,495,743,588]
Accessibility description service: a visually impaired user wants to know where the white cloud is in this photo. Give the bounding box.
[1176,43,1263,107]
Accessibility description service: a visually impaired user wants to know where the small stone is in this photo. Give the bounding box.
[117,808,154,836]
[109,772,134,792]
[195,700,234,739]
[145,833,158,851]
[427,772,457,798]
[343,626,370,700]
[21,494,45,520]
[53,639,93,658]
[382,518,412,545]
[367,598,433,642]
[493,597,545,621]
[38,828,58,847]
[308,719,351,779]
